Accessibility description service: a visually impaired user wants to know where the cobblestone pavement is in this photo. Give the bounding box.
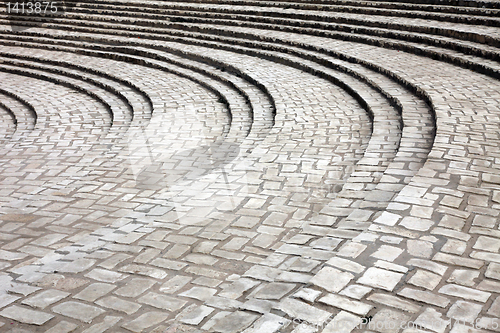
[0,0,500,332]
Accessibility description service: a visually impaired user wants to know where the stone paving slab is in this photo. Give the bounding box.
[0,0,500,332]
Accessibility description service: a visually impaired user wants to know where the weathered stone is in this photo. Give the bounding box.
[358,267,404,291]
[22,289,70,309]
[439,284,491,303]
[122,312,169,332]
[446,301,482,323]
[319,293,372,316]
[277,298,331,325]
[0,305,54,325]
[210,311,259,333]
[52,301,105,323]
[139,292,187,311]
[309,267,354,293]
[96,296,141,315]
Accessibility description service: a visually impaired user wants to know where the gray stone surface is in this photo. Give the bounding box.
[1,1,500,331]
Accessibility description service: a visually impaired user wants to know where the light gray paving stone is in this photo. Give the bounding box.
[242,313,290,333]
[326,257,365,274]
[293,288,322,303]
[98,253,132,270]
[240,299,276,314]
[400,217,434,231]
[407,240,434,258]
[81,316,122,333]
[336,242,367,258]
[488,297,500,317]
[340,285,372,300]
[192,276,222,288]
[160,275,192,294]
[358,267,404,291]
[371,245,404,261]
[374,260,408,273]
[398,288,450,308]
[84,268,126,283]
[367,293,421,313]
[139,292,187,311]
[309,267,354,293]
[414,308,449,333]
[22,289,70,309]
[0,305,54,325]
[114,278,156,298]
[324,311,361,333]
[164,244,190,259]
[244,266,282,282]
[408,270,442,290]
[45,320,78,333]
[276,271,312,284]
[407,259,448,275]
[369,308,411,333]
[185,253,219,265]
[150,258,188,271]
[74,283,116,302]
[218,278,260,299]
[447,301,482,323]
[254,282,295,300]
[484,262,500,280]
[438,284,491,303]
[121,312,169,332]
[374,212,402,226]
[52,301,105,323]
[206,296,242,311]
[179,305,214,325]
[447,269,480,287]
[478,279,500,293]
[0,293,21,309]
[441,239,467,255]
[179,287,217,301]
[134,248,161,263]
[59,259,96,274]
[287,258,321,273]
[319,293,372,316]
[96,296,141,314]
[277,298,331,326]
[118,264,167,279]
[473,236,500,252]
[210,311,259,333]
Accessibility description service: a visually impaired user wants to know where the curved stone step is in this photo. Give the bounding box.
[0,70,112,146]
[79,0,500,17]
[4,5,499,76]
[0,7,438,222]
[7,3,499,45]
[0,99,16,140]
[0,14,414,234]
[0,26,399,179]
[0,21,430,200]
[0,86,37,140]
[62,0,500,27]
[0,34,271,145]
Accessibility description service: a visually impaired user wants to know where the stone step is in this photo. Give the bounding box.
[0,26,409,192]
[66,0,500,26]
[0,97,17,140]
[0,86,37,140]
[0,33,273,148]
